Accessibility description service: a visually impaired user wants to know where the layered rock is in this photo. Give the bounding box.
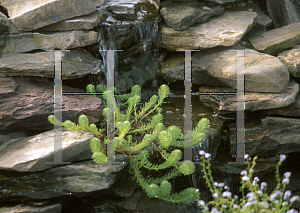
[0,31,100,56]
[262,94,300,117]
[0,128,95,172]
[0,77,104,133]
[0,154,129,201]
[36,11,108,32]
[277,44,300,78]
[229,116,300,157]
[0,0,105,32]
[0,204,62,213]
[160,2,224,31]
[0,49,102,79]
[265,0,300,28]
[249,22,300,56]
[160,47,290,93]
[198,79,299,113]
[161,11,257,51]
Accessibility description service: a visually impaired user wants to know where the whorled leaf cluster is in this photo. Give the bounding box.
[48,84,210,204]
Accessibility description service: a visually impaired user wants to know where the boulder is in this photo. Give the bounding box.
[229,116,300,157]
[198,79,299,113]
[0,128,95,172]
[263,94,300,117]
[0,31,100,56]
[161,11,257,51]
[277,44,300,78]
[230,2,272,29]
[0,204,61,213]
[249,22,300,56]
[0,49,102,79]
[265,0,300,28]
[160,2,212,31]
[0,154,129,201]
[0,77,104,133]
[36,11,108,32]
[0,0,105,32]
[160,47,290,93]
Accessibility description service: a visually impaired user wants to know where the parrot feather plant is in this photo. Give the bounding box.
[48,84,210,204]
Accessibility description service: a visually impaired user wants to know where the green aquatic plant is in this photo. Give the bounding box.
[198,152,300,213]
[48,84,211,204]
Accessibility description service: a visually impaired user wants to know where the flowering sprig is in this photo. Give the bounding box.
[198,151,300,213]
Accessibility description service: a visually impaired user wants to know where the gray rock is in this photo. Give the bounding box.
[229,116,300,157]
[0,0,105,32]
[0,31,100,55]
[198,79,299,113]
[0,12,8,34]
[249,22,300,56]
[0,131,28,145]
[160,3,212,31]
[0,204,61,213]
[230,2,272,29]
[263,94,300,117]
[160,47,290,93]
[204,0,238,4]
[0,50,102,79]
[265,0,300,28]
[36,11,108,32]
[0,77,104,133]
[161,11,257,51]
[0,155,129,201]
[277,44,300,78]
[0,128,95,172]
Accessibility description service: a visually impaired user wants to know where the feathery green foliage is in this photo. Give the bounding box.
[48,83,210,205]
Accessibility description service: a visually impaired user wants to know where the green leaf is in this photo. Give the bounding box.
[48,115,63,126]
[90,138,101,153]
[78,114,89,129]
[158,131,173,149]
[145,184,159,198]
[90,124,99,135]
[86,84,96,93]
[92,152,107,163]
[178,160,195,175]
[159,180,172,198]
[167,126,183,142]
[63,120,77,130]
[96,84,106,93]
[114,137,121,150]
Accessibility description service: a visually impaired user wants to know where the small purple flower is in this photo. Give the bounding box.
[213,192,219,198]
[218,183,224,188]
[290,196,300,204]
[199,150,206,156]
[214,182,218,187]
[260,182,267,191]
[233,204,239,209]
[246,192,255,201]
[284,190,291,200]
[205,153,211,159]
[244,154,249,160]
[282,178,290,184]
[240,170,247,176]
[280,154,286,163]
[284,172,291,178]
[242,176,249,181]
[222,191,232,198]
[198,200,206,206]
